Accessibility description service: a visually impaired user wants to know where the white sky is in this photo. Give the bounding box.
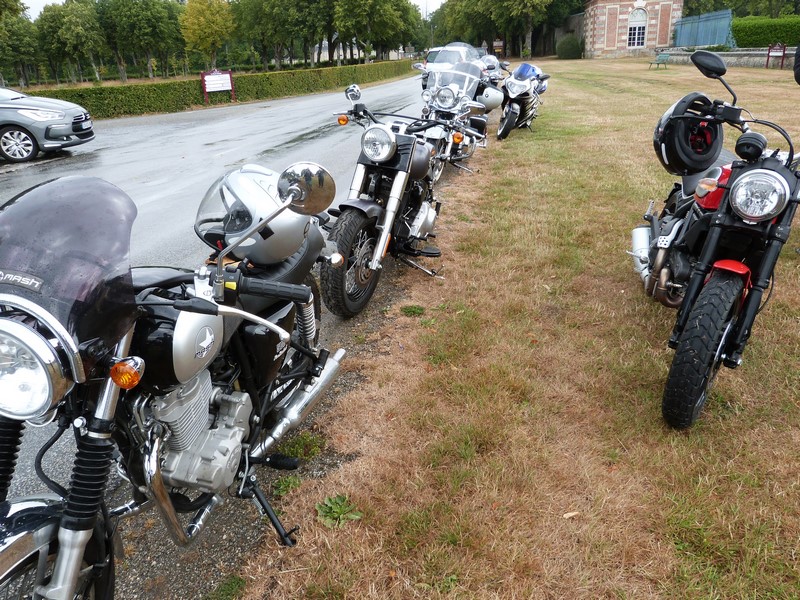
[25,0,442,21]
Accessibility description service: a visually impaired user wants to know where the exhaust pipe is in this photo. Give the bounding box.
[251,348,346,459]
[630,226,651,281]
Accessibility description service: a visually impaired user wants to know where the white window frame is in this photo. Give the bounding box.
[628,9,647,48]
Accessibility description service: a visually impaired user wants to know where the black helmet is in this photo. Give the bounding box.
[653,92,723,176]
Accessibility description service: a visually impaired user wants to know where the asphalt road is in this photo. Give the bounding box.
[1,73,425,598]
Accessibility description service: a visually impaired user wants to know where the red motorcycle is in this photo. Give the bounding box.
[631,51,800,429]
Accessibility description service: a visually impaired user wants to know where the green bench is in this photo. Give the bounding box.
[649,53,669,69]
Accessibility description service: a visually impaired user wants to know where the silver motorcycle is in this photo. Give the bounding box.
[0,162,344,598]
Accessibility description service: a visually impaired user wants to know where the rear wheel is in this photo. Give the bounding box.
[662,272,744,429]
[497,109,515,140]
[320,210,381,318]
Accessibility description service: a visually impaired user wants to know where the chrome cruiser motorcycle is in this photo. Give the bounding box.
[320,85,484,318]
[0,162,345,598]
[415,61,497,182]
[630,51,800,429]
[497,62,550,140]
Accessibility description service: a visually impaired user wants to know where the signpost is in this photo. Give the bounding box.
[766,43,786,69]
[201,70,236,104]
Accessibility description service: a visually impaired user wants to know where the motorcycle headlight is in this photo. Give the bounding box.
[361,125,397,163]
[728,169,791,222]
[434,87,457,109]
[421,90,432,103]
[0,320,72,421]
[505,79,528,96]
[18,108,65,121]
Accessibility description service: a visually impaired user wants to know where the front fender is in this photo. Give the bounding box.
[329,199,385,222]
[711,260,752,289]
[0,495,62,578]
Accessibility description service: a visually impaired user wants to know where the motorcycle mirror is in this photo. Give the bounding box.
[539,73,551,81]
[412,63,426,71]
[345,84,362,103]
[691,50,727,79]
[278,162,336,215]
[501,61,511,69]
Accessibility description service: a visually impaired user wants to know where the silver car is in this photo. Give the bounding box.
[0,88,94,162]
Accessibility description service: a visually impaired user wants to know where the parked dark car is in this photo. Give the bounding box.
[0,88,94,162]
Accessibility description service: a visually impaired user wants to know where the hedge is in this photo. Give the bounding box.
[29,60,414,120]
[556,34,582,59]
[731,15,800,48]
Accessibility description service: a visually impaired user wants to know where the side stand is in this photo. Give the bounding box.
[240,474,298,546]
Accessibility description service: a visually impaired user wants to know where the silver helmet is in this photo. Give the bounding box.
[196,164,311,265]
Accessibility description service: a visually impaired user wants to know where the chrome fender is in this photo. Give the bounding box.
[0,495,62,578]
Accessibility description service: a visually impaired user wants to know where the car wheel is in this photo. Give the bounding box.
[0,126,39,162]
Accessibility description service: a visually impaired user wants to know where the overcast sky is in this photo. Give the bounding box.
[25,0,443,21]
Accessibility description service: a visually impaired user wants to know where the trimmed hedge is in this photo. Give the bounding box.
[556,35,582,60]
[29,60,414,120]
[731,16,800,48]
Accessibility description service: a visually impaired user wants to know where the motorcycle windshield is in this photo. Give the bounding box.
[511,63,537,81]
[427,62,482,98]
[0,176,138,350]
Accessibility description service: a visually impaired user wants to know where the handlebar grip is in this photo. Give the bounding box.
[239,277,313,304]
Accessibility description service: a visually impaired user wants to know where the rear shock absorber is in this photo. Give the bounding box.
[296,300,317,348]
[0,417,25,502]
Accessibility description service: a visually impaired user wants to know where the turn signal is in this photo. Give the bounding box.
[110,357,145,390]
[337,114,349,126]
[695,178,719,198]
[453,131,464,144]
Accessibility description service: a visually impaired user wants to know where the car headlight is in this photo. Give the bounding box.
[18,109,65,121]
[421,90,432,103]
[0,320,72,421]
[434,87,457,109]
[361,125,397,163]
[505,79,528,96]
[728,169,791,222]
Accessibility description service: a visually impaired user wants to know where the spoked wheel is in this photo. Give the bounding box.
[0,126,38,162]
[497,109,516,140]
[430,139,447,183]
[662,272,744,429]
[0,526,113,599]
[320,209,381,318]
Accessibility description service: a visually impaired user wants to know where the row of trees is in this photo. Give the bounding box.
[684,0,800,18]
[0,0,429,87]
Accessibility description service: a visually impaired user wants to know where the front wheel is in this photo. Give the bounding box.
[497,109,516,140]
[320,210,382,318]
[0,126,39,162]
[662,272,744,429]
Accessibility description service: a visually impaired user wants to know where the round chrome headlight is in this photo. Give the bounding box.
[729,169,791,222]
[421,90,432,103]
[505,79,528,96]
[361,125,397,163]
[434,87,457,109]
[0,320,72,421]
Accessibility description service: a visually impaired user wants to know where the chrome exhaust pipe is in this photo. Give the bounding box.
[251,348,346,459]
[630,226,651,281]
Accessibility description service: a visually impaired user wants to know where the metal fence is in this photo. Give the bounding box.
[673,9,734,47]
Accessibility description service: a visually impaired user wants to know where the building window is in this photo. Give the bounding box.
[628,8,647,47]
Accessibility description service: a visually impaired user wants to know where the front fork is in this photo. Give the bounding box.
[39,328,134,600]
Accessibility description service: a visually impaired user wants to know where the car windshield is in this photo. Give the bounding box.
[433,50,463,64]
[426,50,440,62]
[0,88,25,101]
[0,177,138,350]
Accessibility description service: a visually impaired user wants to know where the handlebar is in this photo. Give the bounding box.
[238,276,313,304]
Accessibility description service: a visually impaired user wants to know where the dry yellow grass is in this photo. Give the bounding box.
[237,57,800,599]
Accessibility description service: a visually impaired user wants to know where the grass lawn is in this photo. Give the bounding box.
[236,56,800,599]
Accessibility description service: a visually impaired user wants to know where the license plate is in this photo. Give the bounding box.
[81,120,92,130]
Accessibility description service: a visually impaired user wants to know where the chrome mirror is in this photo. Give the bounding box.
[345,84,362,103]
[278,162,336,215]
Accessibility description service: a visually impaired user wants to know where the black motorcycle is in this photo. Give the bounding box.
[497,62,550,140]
[320,84,484,318]
[631,51,800,428]
[0,162,344,598]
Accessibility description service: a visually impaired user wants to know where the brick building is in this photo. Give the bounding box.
[584,0,684,58]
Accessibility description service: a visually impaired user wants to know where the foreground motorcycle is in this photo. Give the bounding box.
[630,50,799,428]
[415,61,497,181]
[0,162,345,598]
[497,62,550,140]
[320,84,484,318]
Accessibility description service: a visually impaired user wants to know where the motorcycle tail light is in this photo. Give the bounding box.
[337,114,349,126]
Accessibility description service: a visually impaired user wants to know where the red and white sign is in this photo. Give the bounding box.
[201,70,236,103]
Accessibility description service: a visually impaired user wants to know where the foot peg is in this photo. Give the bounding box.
[418,245,441,258]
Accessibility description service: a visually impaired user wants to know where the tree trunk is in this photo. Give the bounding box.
[89,52,100,81]
[210,48,217,70]
[274,44,283,70]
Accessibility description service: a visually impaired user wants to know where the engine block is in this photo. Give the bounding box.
[152,370,252,493]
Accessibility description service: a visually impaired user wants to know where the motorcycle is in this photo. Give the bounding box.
[415,61,499,181]
[320,84,485,318]
[0,161,345,598]
[630,50,800,429]
[496,62,550,140]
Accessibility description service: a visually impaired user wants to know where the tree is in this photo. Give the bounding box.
[181,0,234,69]
[60,0,106,81]
[0,12,37,85]
[114,0,171,77]
[36,3,67,82]
[0,0,21,20]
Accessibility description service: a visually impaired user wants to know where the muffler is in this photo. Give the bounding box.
[630,226,651,281]
[251,348,346,458]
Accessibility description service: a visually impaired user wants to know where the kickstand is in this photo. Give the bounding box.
[449,161,474,174]
[240,474,298,546]
[398,256,444,279]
